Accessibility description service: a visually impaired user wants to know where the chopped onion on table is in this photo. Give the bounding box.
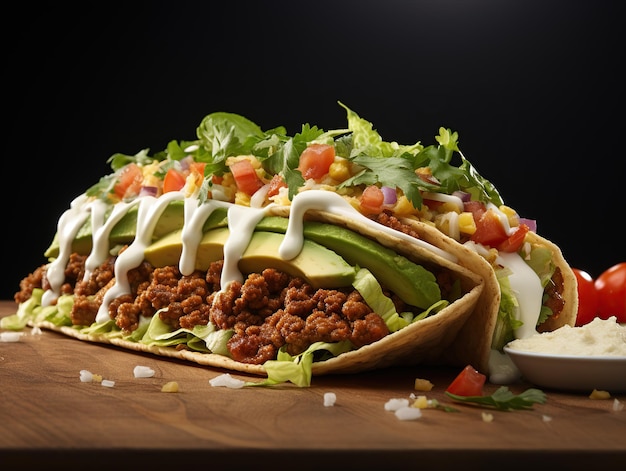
[209,373,245,389]
[323,392,337,407]
[133,365,156,378]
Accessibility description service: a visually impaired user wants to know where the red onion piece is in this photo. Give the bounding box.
[452,190,471,202]
[139,186,158,197]
[381,186,397,205]
[519,217,537,232]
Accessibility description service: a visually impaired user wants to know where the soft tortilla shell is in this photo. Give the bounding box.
[399,218,578,358]
[29,210,488,377]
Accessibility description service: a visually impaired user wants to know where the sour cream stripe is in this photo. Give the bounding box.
[95,192,185,324]
[280,191,458,263]
[42,195,94,307]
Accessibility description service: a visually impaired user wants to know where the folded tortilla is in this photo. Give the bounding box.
[12,197,487,379]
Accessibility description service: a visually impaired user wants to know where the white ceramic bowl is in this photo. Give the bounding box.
[503,347,626,393]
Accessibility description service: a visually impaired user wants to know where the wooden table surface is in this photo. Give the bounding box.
[1,300,625,469]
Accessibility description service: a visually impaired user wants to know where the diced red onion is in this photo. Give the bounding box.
[179,155,194,171]
[139,186,158,197]
[519,217,537,232]
[381,186,397,205]
[452,190,471,202]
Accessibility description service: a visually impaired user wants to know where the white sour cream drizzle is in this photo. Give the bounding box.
[464,239,544,383]
[42,195,94,307]
[46,189,457,325]
[94,192,185,323]
[280,191,457,263]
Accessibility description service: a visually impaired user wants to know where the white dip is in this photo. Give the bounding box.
[506,316,626,356]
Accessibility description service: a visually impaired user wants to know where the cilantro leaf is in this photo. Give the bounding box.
[339,155,437,209]
[445,386,547,411]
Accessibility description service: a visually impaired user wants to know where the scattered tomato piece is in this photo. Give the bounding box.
[446,364,486,397]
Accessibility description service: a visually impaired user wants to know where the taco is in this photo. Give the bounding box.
[5,102,576,385]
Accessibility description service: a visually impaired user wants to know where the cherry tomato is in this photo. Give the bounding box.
[594,262,626,323]
[445,364,486,396]
[572,268,599,326]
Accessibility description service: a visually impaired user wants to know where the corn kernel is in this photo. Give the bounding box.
[328,160,351,182]
[439,202,461,214]
[412,395,430,409]
[458,212,476,235]
[414,378,434,391]
[234,191,251,206]
[499,204,520,227]
[392,195,417,216]
[161,381,179,393]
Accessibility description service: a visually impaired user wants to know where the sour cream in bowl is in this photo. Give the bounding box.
[504,316,626,393]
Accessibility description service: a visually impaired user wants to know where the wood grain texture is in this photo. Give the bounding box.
[1,301,625,469]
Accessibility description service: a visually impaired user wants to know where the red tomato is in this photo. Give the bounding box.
[113,163,143,199]
[446,364,486,396]
[297,144,335,180]
[163,168,186,193]
[573,268,599,326]
[266,174,287,197]
[470,209,508,248]
[359,185,384,215]
[230,159,264,195]
[497,223,530,253]
[594,262,626,323]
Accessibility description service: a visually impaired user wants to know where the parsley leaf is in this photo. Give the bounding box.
[445,387,547,411]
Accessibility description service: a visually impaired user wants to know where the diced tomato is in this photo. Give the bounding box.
[470,208,508,247]
[212,174,224,185]
[297,143,335,180]
[359,185,384,215]
[163,168,186,193]
[267,174,287,197]
[463,200,487,219]
[113,163,143,200]
[189,161,206,177]
[229,159,264,195]
[446,364,486,396]
[423,198,445,211]
[497,223,530,253]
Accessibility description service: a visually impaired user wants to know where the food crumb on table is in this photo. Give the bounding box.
[323,392,336,407]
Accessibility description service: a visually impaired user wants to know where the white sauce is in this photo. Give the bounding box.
[506,316,626,356]
[496,251,543,339]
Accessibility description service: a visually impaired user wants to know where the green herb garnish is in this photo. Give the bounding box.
[445,387,547,411]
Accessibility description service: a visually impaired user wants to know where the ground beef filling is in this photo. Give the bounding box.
[16,254,399,365]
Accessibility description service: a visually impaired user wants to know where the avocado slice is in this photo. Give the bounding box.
[238,216,441,309]
[44,202,228,259]
[301,221,441,309]
[143,228,357,289]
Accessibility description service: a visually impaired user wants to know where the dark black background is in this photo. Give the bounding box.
[4,0,624,300]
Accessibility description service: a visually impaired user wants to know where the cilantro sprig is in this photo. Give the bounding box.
[445,386,547,411]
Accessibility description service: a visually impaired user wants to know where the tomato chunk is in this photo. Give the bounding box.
[230,159,264,195]
[359,185,384,215]
[470,209,508,247]
[497,223,530,253]
[163,168,186,193]
[113,163,143,200]
[445,365,486,396]
[297,143,335,180]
